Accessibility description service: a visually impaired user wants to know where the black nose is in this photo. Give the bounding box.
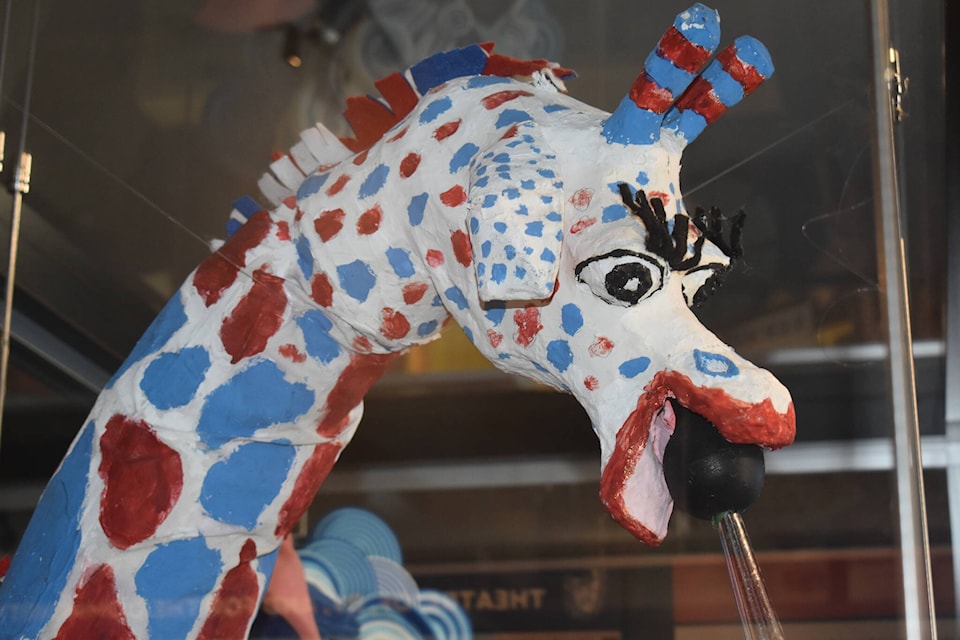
[662,399,766,521]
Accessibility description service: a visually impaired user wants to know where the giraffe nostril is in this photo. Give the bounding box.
[662,398,766,521]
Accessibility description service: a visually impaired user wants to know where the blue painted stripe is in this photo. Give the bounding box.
[733,36,774,78]
[672,3,721,50]
[233,195,263,218]
[409,45,488,94]
[702,64,744,107]
[601,99,663,145]
[645,53,696,96]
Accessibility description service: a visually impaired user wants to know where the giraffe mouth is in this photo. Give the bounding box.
[598,369,796,545]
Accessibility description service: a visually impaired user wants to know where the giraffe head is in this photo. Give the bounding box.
[456,3,794,544]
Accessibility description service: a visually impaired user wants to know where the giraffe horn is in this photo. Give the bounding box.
[661,36,775,145]
[601,3,720,145]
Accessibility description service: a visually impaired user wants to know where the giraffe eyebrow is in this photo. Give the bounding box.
[617,183,746,268]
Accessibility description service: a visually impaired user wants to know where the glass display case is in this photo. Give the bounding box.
[0,0,953,638]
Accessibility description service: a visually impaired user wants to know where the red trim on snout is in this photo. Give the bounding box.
[600,369,795,544]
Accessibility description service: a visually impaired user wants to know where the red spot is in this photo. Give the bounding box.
[282,195,297,209]
[54,564,134,640]
[275,220,291,241]
[294,209,304,222]
[600,370,795,545]
[482,53,574,79]
[326,174,351,196]
[194,211,271,306]
[569,188,594,210]
[487,330,503,348]
[402,282,429,304]
[500,124,520,139]
[352,336,372,353]
[482,89,534,110]
[279,344,306,363]
[220,268,288,364]
[426,250,445,267]
[0,554,9,578]
[357,205,383,235]
[589,337,614,357]
[386,126,408,143]
[433,120,461,141]
[629,73,676,113]
[317,353,399,438]
[513,307,543,347]
[584,376,599,390]
[657,26,711,73]
[275,443,342,536]
[647,190,670,206]
[315,208,346,242]
[197,541,260,640]
[399,153,421,178]
[352,149,369,165]
[450,230,472,267]
[380,308,410,340]
[440,185,467,207]
[570,218,597,235]
[310,273,334,307]
[99,415,182,550]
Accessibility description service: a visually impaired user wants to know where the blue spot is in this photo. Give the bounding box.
[431,295,443,307]
[201,440,296,528]
[337,260,377,302]
[197,361,314,448]
[359,164,390,199]
[445,286,469,310]
[619,357,651,378]
[504,245,516,259]
[477,262,486,277]
[386,247,415,278]
[407,193,428,226]
[418,321,439,337]
[0,423,93,638]
[541,248,556,263]
[602,204,627,222]
[546,211,562,222]
[419,96,452,123]
[140,347,211,410]
[297,310,342,364]
[463,327,475,344]
[543,104,569,113]
[541,195,553,204]
[482,194,498,208]
[694,349,741,377]
[496,109,532,128]
[515,266,527,279]
[504,188,520,200]
[491,263,507,283]
[485,306,506,325]
[297,172,330,199]
[296,235,314,280]
[538,168,556,178]
[517,204,529,215]
[636,170,649,186]
[233,195,263,218]
[498,353,511,359]
[521,179,535,190]
[107,292,187,389]
[470,216,480,233]
[525,221,544,237]
[467,75,512,88]
[533,362,550,374]
[497,164,511,173]
[669,183,676,194]
[450,143,480,173]
[481,240,492,258]
[493,221,507,233]
[547,340,574,372]
[561,304,583,336]
[475,175,490,188]
[135,538,222,639]
[492,152,511,163]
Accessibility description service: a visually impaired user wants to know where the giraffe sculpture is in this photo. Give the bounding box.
[0,4,795,638]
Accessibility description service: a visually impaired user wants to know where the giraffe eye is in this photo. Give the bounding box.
[576,250,664,307]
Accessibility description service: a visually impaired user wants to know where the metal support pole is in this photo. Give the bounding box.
[869,0,937,638]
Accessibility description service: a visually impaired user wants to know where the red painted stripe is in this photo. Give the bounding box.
[657,26,711,73]
[193,211,271,307]
[675,77,727,124]
[717,46,766,94]
[316,353,399,438]
[275,442,342,536]
[629,73,675,113]
[54,564,134,640]
[197,540,261,640]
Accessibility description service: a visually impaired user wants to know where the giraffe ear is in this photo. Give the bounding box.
[467,122,564,302]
